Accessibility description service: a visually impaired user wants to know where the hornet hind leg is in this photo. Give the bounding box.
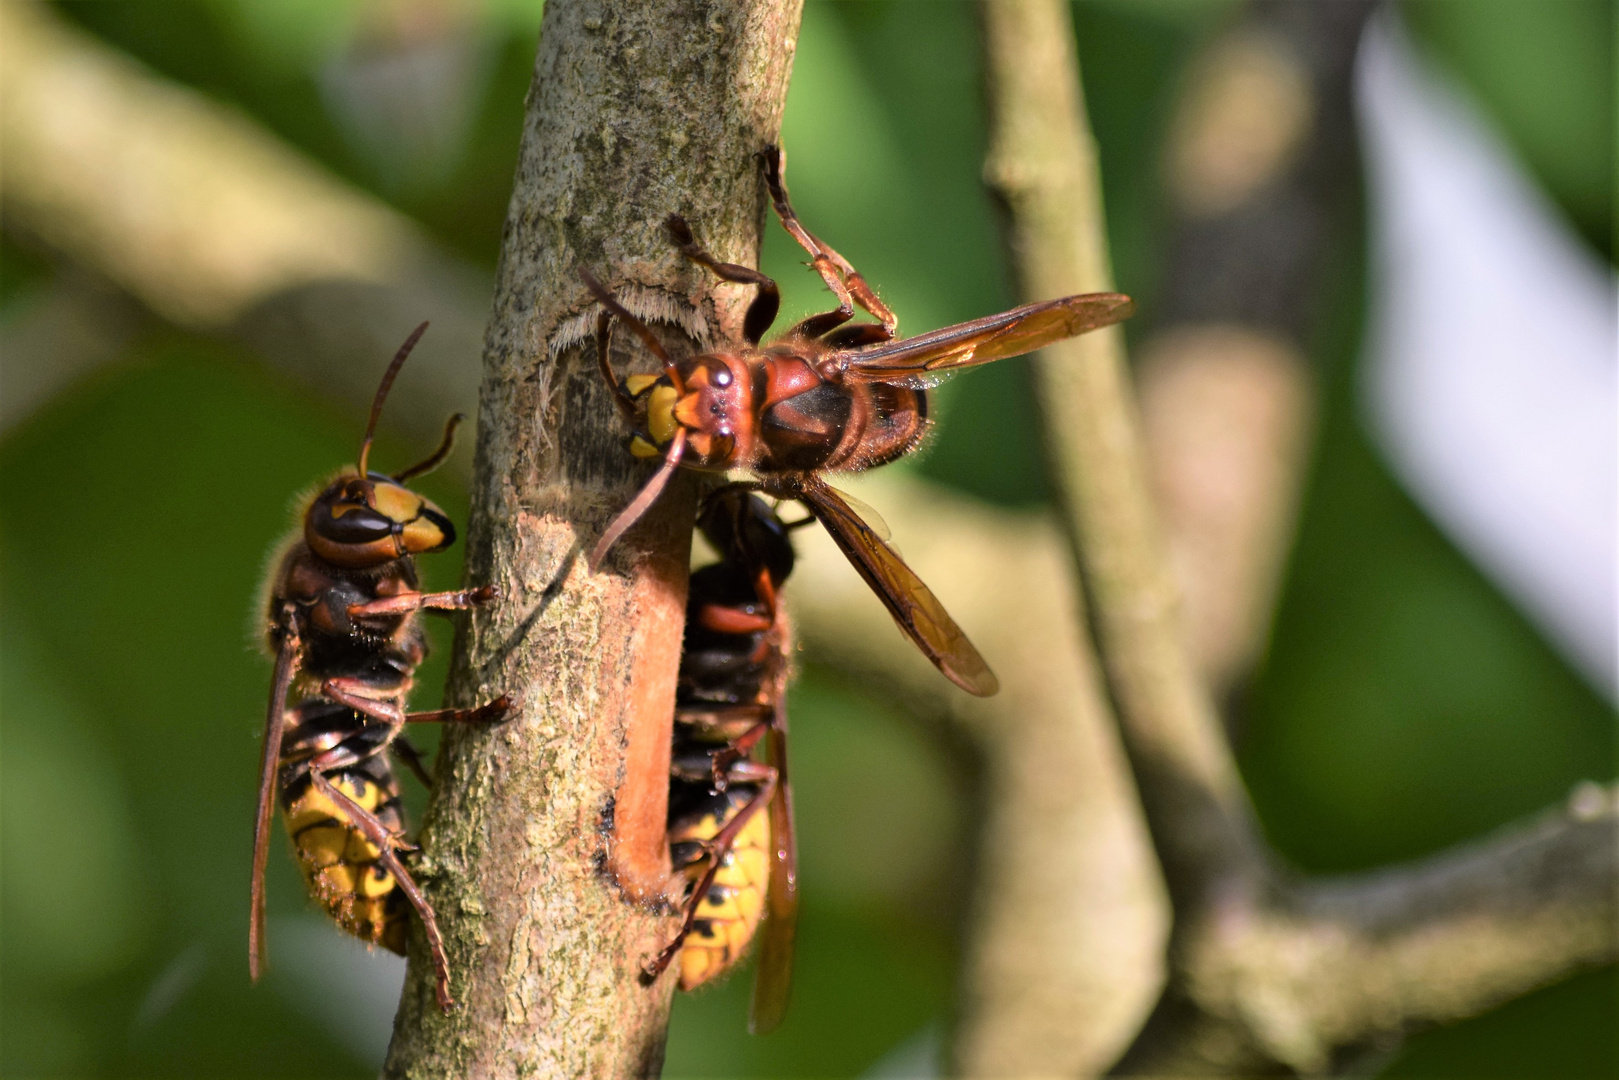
[759,144,898,340]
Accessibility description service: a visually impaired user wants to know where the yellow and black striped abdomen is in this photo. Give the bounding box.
[669,785,770,990]
[282,764,409,954]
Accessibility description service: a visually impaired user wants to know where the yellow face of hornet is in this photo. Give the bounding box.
[624,358,743,468]
[624,374,678,460]
[303,473,456,569]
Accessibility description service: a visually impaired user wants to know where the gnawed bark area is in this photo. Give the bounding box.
[382,4,802,1075]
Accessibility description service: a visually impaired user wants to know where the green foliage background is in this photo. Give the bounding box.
[0,1,1612,1076]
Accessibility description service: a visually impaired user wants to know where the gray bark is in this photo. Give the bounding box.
[381,3,802,1075]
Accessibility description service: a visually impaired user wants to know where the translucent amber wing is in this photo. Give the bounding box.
[250,613,299,980]
[835,293,1133,382]
[749,706,797,1035]
[796,480,998,696]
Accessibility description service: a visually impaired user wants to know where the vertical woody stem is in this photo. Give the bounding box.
[979,0,1265,923]
[383,3,803,1076]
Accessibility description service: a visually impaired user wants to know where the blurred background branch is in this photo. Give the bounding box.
[1140,0,1373,708]
[980,0,1617,1074]
[983,0,1264,924]
[785,474,1167,1078]
[0,0,488,448]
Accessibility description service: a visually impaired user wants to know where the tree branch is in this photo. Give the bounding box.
[0,0,488,445]
[1296,785,1618,1043]
[980,0,1265,924]
[1112,786,1619,1076]
[380,3,801,1076]
[782,473,1168,1077]
[980,1,1617,1074]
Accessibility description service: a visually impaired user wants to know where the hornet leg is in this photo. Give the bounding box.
[666,214,781,345]
[306,757,456,1012]
[759,144,897,339]
[643,760,778,982]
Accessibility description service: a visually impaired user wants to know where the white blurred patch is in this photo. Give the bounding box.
[131,942,209,1033]
[1356,16,1618,699]
[861,1023,941,1079]
[267,915,406,1068]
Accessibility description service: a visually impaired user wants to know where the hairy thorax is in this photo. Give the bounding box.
[268,543,427,693]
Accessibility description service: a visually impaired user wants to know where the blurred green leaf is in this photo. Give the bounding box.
[483,0,546,37]
[0,236,54,312]
[663,898,951,1079]
[0,624,152,982]
[200,0,362,74]
[1384,967,1618,1079]
[1244,404,1616,870]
